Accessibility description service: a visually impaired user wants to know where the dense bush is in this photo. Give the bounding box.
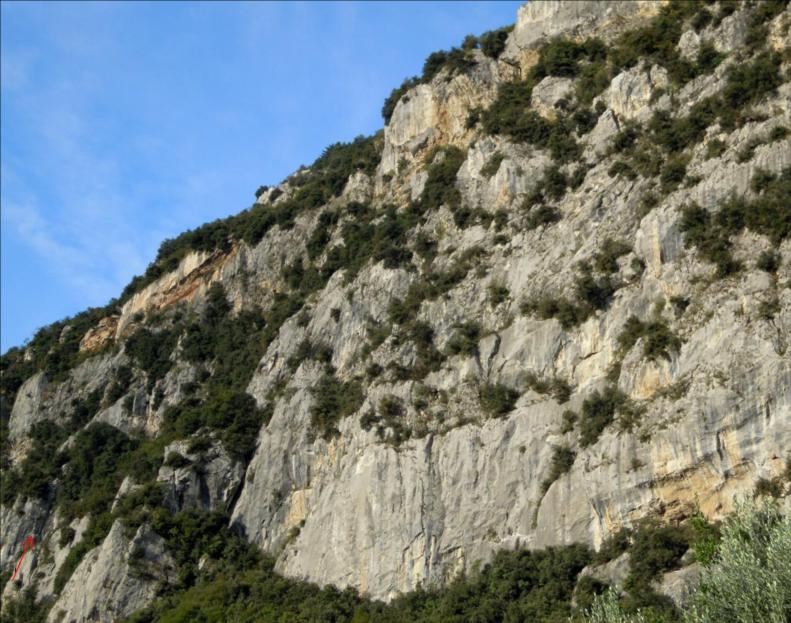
[680,169,791,277]
[124,538,593,623]
[524,372,572,403]
[541,445,576,493]
[531,37,607,80]
[57,423,136,521]
[125,326,179,391]
[685,499,791,623]
[0,421,68,505]
[482,80,549,144]
[618,316,681,361]
[579,386,630,447]
[480,152,505,178]
[162,390,268,462]
[309,373,364,439]
[479,383,520,418]
[594,239,631,274]
[446,321,481,356]
[478,26,514,59]
[420,147,466,223]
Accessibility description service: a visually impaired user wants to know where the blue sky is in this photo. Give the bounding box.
[1,1,521,352]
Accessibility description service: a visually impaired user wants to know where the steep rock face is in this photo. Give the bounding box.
[2,0,791,613]
[158,438,244,512]
[46,521,175,623]
[504,1,662,66]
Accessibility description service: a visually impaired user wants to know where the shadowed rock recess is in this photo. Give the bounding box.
[2,1,791,621]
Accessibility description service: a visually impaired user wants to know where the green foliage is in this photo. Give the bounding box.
[57,423,136,521]
[595,528,632,564]
[660,154,688,192]
[162,389,268,463]
[594,239,631,274]
[364,395,411,445]
[309,373,364,439]
[479,26,513,59]
[446,321,481,356]
[487,282,509,306]
[530,37,607,80]
[125,326,179,391]
[1,421,68,505]
[525,204,561,230]
[1,305,114,404]
[480,152,505,178]
[721,52,782,110]
[126,540,593,623]
[685,499,791,623]
[618,316,681,361]
[524,372,572,403]
[579,386,630,447]
[704,138,727,160]
[542,445,576,493]
[382,77,420,124]
[680,169,791,277]
[420,147,466,224]
[408,322,445,380]
[757,250,780,273]
[0,586,50,623]
[688,510,720,567]
[479,383,520,418]
[482,80,548,143]
[306,210,338,260]
[286,339,333,373]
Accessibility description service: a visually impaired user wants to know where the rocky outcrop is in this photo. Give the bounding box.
[158,438,244,512]
[46,521,175,623]
[504,1,662,67]
[3,0,791,613]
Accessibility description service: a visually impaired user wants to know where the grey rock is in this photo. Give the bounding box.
[158,438,245,512]
[46,521,175,623]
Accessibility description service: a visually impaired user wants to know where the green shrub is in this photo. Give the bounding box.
[574,265,616,313]
[594,239,631,274]
[525,204,561,230]
[721,52,782,110]
[685,499,791,623]
[382,77,420,124]
[162,389,268,463]
[56,423,136,521]
[579,386,630,447]
[482,80,550,143]
[618,316,681,361]
[705,138,727,160]
[420,147,466,221]
[287,339,333,373]
[479,26,513,59]
[541,445,576,493]
[660,154,688,192]
[681,170,791,277]
[480,152,505,178]
[696,41,723,74]
[309,374,363,439]
[530,37,607,80]
[769,125,789,141]
[524,372,572,403]
[488,282,509,306]
[480,383,520,418]
[756,250,780,273]
[446,321,481,356]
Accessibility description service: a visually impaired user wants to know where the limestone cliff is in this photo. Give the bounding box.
[1,1,790,619]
